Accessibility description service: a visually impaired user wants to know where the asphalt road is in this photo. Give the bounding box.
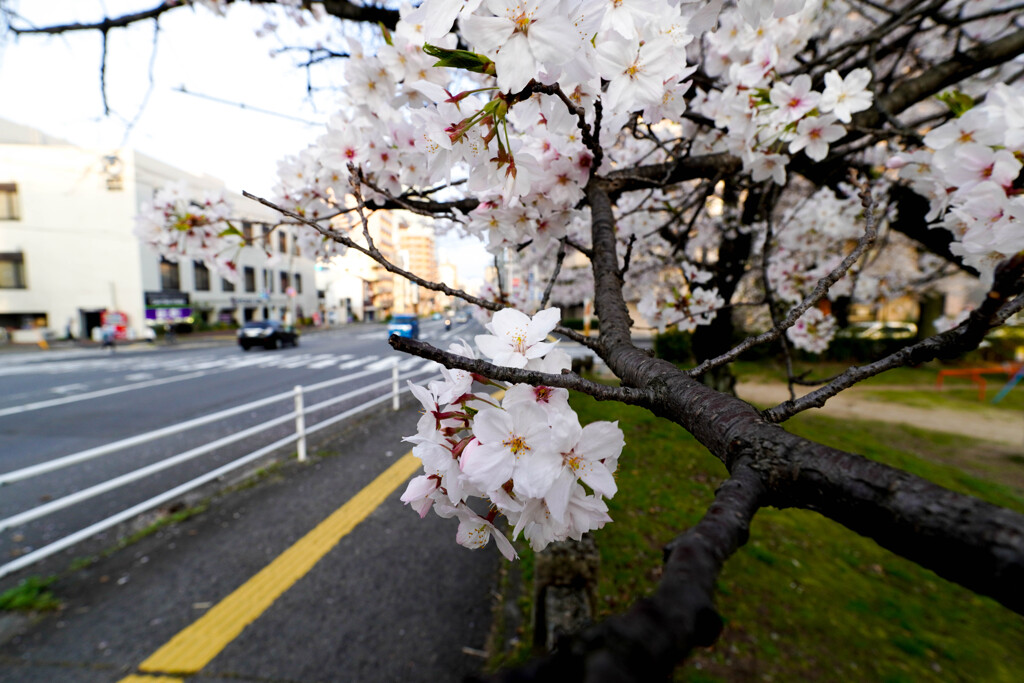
[0,320,509,682]
[0,320,471,571]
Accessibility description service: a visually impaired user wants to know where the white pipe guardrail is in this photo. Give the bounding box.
[0,359,434,580]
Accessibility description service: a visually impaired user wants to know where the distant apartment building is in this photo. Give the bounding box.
[0,118,317,341]
[317,211,444,322]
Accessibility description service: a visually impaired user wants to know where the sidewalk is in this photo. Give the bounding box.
[737,381,1024,447]
[0,399,500,683]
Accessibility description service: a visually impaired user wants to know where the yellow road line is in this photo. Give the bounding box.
[124,452,420,678]
[119,676,183,683]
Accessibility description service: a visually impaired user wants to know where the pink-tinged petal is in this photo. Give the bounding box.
[475,333,509,360]
[578,421,625,463]
[490,526,519,560]
[514,446,562,498]
[460,13,515,54]
[472,407,513,444]
[401,475,438,518]
[460,441,514,492]
[526,15,576,67]
[545,470,575,523]
[578,461,618,498]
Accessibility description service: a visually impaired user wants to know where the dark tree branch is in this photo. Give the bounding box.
[601,153,742,198]
[9,0,400,35]
[866,27,1024,125]
[756,429,1024,616]
[540,240,568,310]
[388,335,648,406]
[9,1,176,34]
[473,463,765,683]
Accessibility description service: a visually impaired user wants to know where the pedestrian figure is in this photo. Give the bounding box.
[101,325,115,353]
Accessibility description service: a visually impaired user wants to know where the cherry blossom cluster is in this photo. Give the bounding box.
[785,307,836,353]
[401,307,624,558]
[890,83,1024,280]
[695,4,873,185]
[266,0,830,264]
[134,181,243,282]
[636,263,724,334]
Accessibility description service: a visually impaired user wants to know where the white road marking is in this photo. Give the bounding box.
[50,383,88,394]
[366,357,399,372]
[0,368,228,418]
[338,357,375,370]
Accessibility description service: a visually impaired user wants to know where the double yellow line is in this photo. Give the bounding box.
[120,453,421,681]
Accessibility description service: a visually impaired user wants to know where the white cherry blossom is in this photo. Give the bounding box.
[475,307,560,368]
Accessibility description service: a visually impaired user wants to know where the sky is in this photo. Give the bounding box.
[0,0,489,286]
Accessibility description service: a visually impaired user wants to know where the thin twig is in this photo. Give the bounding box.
[540,240,567,309]
[390,335,644,405]
[763,257,1024,422]
[241,190,504,313]
[688,176,878,378]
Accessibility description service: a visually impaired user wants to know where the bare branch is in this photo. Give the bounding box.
[388,335,648,406]
[475,463,765,682]
[688,178,878,379]
[763,253,1024,422]
[242,190,504,313]
[9,1,176,34]
[540,240,568,310]
[8,0,400,35]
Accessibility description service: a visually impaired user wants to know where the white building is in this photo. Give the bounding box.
[0,118,317,341]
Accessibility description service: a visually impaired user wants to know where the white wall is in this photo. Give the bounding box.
[0,143,143,338]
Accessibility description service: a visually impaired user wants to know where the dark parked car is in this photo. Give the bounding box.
[238,320,299,350]
[387,314,420,339]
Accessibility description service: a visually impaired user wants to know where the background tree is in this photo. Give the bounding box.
[6,0,1024,680]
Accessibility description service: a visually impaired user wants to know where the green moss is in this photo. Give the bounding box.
[0,576,60,612]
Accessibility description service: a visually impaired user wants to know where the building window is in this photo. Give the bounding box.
[222,277,235,292]
[263,268,273,293]
[295,273,303,294]
[242,221,253,243]
[193,261,210,291]
[244,267,256,293]
[278,230,288,254]
[0,183,19,220]
[0,253,26,288]
[160,258,180,291]
[280,271,290,292]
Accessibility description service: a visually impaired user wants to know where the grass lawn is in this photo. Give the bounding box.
[491,392,1024,681]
